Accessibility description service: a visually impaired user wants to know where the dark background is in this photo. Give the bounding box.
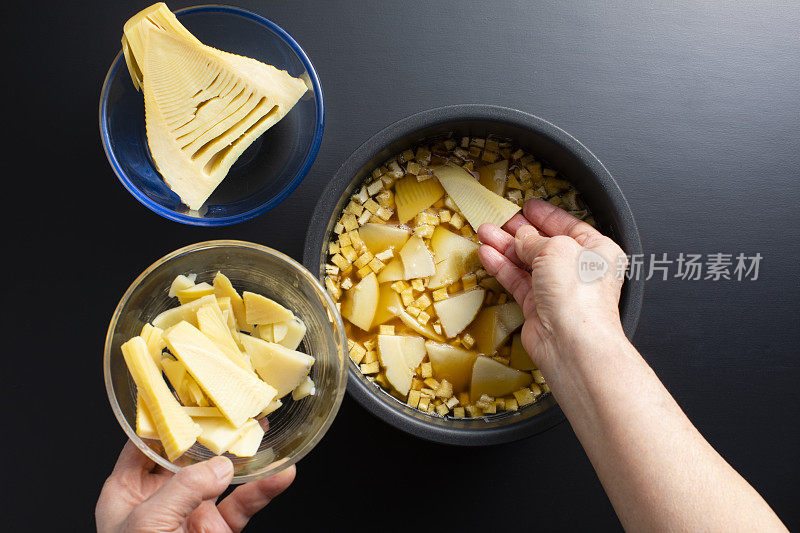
[4,0,799,530]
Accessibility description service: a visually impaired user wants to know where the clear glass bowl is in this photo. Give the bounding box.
[99,5,324,226]
[104,241,347,483]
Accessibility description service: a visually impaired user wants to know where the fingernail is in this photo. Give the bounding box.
[209,456,233,480]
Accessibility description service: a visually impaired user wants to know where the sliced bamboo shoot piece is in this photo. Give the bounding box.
[432,289,485,337]
[197,303,253,372]
[398,236,435,278]
[432,163,520,231]
[212,272,246,329]
[136,395,159,439]
[164,321,277,427]
[122,336,200,461]
[376,257,405,283]
[227,420,265,457]
[152,294,216,330]
[168,273,196,298]
[478,159,509,196]
[239,335,314,398]
[394,175,445,223]
[243,291,293,325]
[195,417,258,455]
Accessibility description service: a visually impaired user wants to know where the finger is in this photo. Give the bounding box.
[478,245,532,306]
[502,212,531,235]
[218,466,296,532]
[477,223,526,269]
[112,440,155,476]
[134,456,233,527]
[523,198,602,245]
[514,224,549,267]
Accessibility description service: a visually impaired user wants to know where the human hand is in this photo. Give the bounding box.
[477,198,627,370]
[96,440,295,532]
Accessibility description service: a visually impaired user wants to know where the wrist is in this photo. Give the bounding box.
[542,317,631,377]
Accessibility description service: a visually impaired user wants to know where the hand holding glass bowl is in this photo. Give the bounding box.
[104,241,348,483]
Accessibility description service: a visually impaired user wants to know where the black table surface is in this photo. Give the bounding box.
[5,1,798,529]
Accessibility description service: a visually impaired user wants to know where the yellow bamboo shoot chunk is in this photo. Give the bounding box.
[428,226,481,289]
[470,356,532,401]
[255,324,276,343]
[259,399,283,418]
[152,294,216,330]
[358,223,411,254]
[161,356,192,405]
[176,282,214,305]
[394,175,445,223]
[243,291,293,325]
[183,406,223,417]
[281,316,306,350]
[376,257,405,283]
[215,296,240,336]
[122,336,200,460]
[291,376,316,400]
[213,272,246,329]
[398,236,435,278]
[388,306,444,342]
[341,272,379,331]
[509,333,535,371]
[181,378,210,407]
[239,335,314,398]
[478,159,509,196]
[164,322,277,427]
[122,3,308,210]
[227,420,265,457]
[197,303,253,372]
[371,283,402,328]
[469,302,525,355]
[136,395,159,439]
[140,323,166,369]
[432,289,485,337]
[424,342,478,393]
[195,417,258,455]
[432,164,520,231]
[168,273,196,298]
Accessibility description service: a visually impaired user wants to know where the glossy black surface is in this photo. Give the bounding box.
[5,1,798,530]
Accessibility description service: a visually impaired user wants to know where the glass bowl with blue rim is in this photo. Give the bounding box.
[99,5,324,226]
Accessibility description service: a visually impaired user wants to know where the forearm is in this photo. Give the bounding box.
[541,329,786,532]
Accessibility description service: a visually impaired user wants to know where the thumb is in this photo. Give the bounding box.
[514,224,548,266]
[133,456,233,528]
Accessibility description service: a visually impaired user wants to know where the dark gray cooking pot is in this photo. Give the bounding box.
[302,105,643,445]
